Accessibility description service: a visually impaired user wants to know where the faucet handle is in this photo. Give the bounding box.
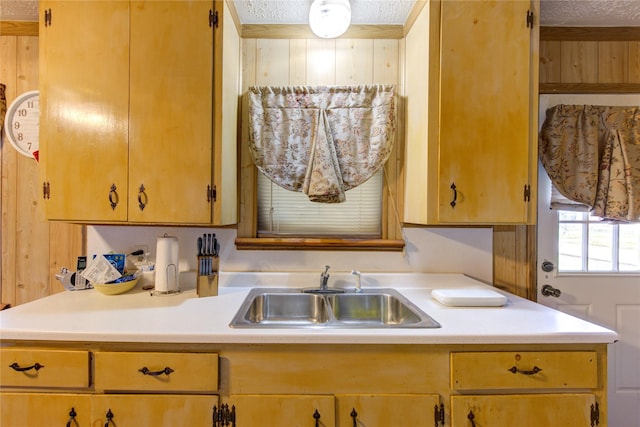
[322,265,331,276]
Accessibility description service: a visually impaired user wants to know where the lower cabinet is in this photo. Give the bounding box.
[0,393,91,426]
[451,394,598,427]
[219,394,441,427]
[0,344,609,426]
[0,393,217,427]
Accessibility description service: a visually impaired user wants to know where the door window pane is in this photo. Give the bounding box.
[557,212,640,273]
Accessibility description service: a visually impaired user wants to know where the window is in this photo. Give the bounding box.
[257,170,382,237]
[557,211,640,272]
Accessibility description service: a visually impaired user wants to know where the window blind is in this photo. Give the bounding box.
[257,170,382,237]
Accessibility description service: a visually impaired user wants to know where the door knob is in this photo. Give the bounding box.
[541,261,554,272]
[541,284,561,298]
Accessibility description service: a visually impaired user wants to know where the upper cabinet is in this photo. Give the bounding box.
[39,0,238,225]
[404,0,539,225]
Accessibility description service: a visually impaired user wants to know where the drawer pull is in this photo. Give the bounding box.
[138,366,174,376]
[350,408,358,427]
[66,407,77,427]
[467,410,476,427]
[9,362,44,372]
[313,409,321,427]
[508,365,542,375]
[104,409,114,427]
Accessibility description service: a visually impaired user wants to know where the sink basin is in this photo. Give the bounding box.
[229,288,440,329]
[326,293,423,326]
[242,293,329,325]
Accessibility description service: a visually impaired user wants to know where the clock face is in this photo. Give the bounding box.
[3,90,39,161]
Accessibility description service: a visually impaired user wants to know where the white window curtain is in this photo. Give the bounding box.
[247,85,396,204]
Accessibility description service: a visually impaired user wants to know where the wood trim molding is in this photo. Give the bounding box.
[540,26,640,41]
[240,24,404,39]
[0,21,38,36]
[235,237,405,251]
[540,83,640,94]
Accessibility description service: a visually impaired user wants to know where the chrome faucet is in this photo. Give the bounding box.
[320,265,331,291]
[351,269,362,293]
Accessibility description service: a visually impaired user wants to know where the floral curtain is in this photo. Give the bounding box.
[539,104,640,222]
[247,85,396,203]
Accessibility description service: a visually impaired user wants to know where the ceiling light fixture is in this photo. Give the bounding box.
[309,0,351,39]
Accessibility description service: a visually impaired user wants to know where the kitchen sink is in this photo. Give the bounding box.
[229,288,440,329]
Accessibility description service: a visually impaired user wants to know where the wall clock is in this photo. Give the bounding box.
[3,90,39,161]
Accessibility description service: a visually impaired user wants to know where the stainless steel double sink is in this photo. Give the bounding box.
[229,288,440,329]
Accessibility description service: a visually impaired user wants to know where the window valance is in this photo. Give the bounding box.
[539,104,640,222]
[247,85,396,203]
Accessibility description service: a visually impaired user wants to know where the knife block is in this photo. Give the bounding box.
[197,256,219,297]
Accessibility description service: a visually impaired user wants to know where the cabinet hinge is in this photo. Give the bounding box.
[207,184,217,203]
[526,10,534,28]
[43,182,51,199]
[524,184,531,202]
[209,9,219,28]
[44,8,52,27]
[434,403,445,426]
[590,402,600,426]
[213,404,235,427]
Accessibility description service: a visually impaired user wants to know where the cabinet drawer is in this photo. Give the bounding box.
[94,352,218,392]
[451,351,597,390]
[0,348,90,389]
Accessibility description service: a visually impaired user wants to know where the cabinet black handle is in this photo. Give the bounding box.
[65,407,77,427]
[467,410,476,427]
[450,182,457,208]
[351,408,358,427]
[9,362,44,372]
[138,366,174,376]
[104,409,114,427]
[508,365,542,375]
[138,184,148,211]
[108,184,119,210]
[313,409,321,427]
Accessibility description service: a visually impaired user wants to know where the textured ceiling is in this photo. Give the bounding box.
[1,0,639,26]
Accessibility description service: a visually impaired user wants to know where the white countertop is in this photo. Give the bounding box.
[0,273,618,345]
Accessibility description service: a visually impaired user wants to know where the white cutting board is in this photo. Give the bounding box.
[431,288,507,307]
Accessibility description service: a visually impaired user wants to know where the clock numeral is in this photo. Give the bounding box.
[13,122,21,130]
[18,108,28,117]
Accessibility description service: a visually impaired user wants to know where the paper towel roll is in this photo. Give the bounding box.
[155,235,179,292]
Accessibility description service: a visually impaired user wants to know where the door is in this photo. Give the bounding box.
[39,0,129,221]
[438,0,532,223]
[92,394,216,427]
[0,393,91,427]
[336,394,441,427]
[128,0,214,224]
[537,94,640,426]
[226,395,335,427]
[451,394,597,426]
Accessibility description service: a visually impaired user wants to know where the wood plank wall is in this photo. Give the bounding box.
[2,21,635,306]
[1,22,84,307]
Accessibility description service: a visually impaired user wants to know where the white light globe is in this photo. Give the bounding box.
[309,0,351,39]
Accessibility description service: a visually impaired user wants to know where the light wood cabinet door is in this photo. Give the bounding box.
[128,0,214,224]
[451,394,598,426]
[438,0,534,224]
[227,395,336,427]
[0,393,91,427]
[39,0,129,222]
[336,394,441,427]
[92,394,217,427]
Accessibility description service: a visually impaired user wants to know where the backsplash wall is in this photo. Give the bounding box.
[87,226,493,283]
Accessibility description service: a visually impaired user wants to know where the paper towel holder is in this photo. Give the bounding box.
[150,233,182,297]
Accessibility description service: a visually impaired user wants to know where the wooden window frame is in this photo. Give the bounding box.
[236,101,405,251]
